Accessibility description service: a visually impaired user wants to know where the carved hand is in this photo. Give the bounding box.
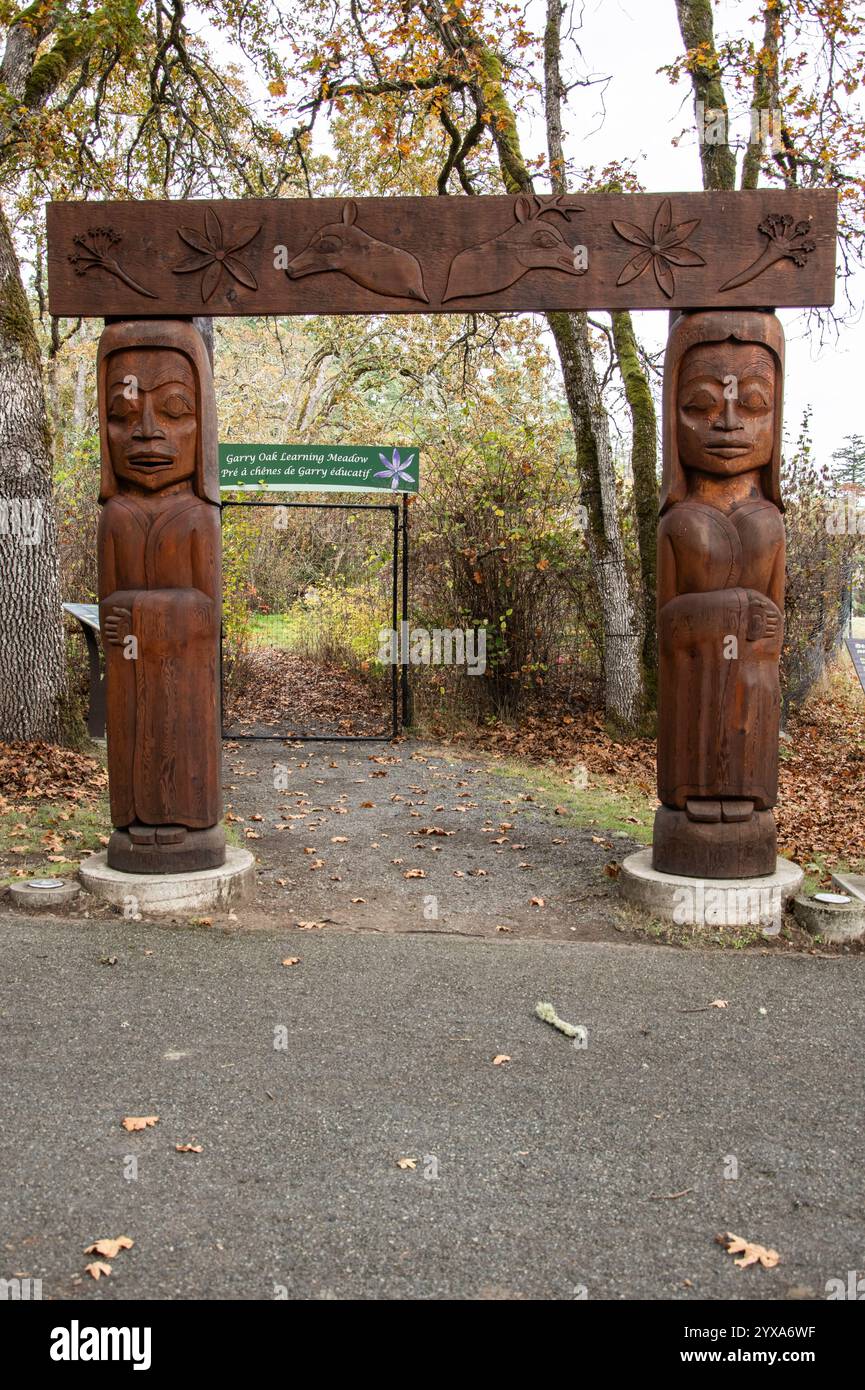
[746,596,781,642]
[103,606,133,645]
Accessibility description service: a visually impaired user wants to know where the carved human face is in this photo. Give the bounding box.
[677,342,775,478]
[106,349,197,492]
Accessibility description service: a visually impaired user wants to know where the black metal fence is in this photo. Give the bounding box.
[220,497,409,741]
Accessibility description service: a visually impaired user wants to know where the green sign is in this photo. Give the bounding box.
[219,444,419,494]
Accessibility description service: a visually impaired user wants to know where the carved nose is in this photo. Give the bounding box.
[714,396,745,431]
[133,397,166,439]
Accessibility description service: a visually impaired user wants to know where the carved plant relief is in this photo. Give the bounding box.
[173,209,261,302]
[443,194,584,302]
[68,228,157,299]
[612,198,704,298]
[286,200,429,302]
[719,213,817,292]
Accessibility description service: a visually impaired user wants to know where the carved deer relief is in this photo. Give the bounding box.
[286,200,429,303]
[443,194,585,302]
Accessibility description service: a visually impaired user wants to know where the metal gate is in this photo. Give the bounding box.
[220,497,409,741]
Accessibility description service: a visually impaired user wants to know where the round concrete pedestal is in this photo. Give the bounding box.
[619,848,803,930]
[791,894,865,943]
[9,878,80,910]
[79,847,255,917]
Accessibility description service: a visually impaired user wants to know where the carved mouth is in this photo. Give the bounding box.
[706,443,751,456]
[126,453,176,469]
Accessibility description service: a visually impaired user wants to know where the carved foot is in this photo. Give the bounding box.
[107,824,226,874]
[685,799,722,823]
[155,825,187,845]
[653,804,776,878]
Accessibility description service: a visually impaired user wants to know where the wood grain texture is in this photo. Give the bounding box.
[47,190,837,318]
[97,319,225,873]
[653,309,786,879]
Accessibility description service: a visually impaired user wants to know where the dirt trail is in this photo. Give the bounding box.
[223,738,640,940]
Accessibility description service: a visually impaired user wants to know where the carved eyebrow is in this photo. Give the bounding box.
[107,374,195,391]
[680,364,773,385]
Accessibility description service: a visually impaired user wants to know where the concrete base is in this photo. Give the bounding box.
[791,893,865,944]
[830,871,865,904]
[9,879,80,910]
[619,848,803,930]
[79,847,255,917]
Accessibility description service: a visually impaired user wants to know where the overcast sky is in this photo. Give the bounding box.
[206,0,860,463]
[533,0,862,463]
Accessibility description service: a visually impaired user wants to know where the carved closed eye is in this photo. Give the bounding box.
[317,235,343,253]
[108,396,136,420]
[682,389,717,411]
[532,230,558,248]
[740,388,769,410]
[161,392,194,418]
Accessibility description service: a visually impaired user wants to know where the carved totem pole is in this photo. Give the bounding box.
[653,310,785,879]
[96,319,225,873]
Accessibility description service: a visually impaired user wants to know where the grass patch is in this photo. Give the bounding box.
[0,795,110,885]
[248,613,301,649]
[490,757,655,842]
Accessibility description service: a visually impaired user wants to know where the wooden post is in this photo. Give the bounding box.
[652,309,785,878]
[96,319,225,873]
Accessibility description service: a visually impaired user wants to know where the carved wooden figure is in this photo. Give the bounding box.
[653,310,785,879]
[96,319,225,873]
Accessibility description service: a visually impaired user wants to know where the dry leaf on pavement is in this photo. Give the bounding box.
[121,1116,159,1132]
[396,1157,417,1170]
[85,1236,134,1259]
[85,1261,112,1280]
[716,1232,780,1269]
[493,1054,512,1065]
[175,1143,203,1153]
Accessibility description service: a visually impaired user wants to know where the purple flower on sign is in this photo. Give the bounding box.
[375,448,415,491]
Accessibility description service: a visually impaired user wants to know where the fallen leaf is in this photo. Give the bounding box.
[281,957,301,967]
[85,1261,112,1280]
[396,1157,417,1170]
[404,868,426,878]
[715,1232,780,1269]
[351,897,365,904]
[121,1116,159,1132]
[85,1236,134,1259]
[175,1143,203,1153]
[530,896,545,907]
[493,1054,511,1066]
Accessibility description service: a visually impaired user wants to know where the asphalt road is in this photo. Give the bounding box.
[1,914,862,1300]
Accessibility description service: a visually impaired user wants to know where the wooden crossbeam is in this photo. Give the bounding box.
[47,189,836,318]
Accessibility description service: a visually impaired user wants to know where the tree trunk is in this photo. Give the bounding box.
[610,309,659,696]
[675,0,737,191]
[0,199,64,740]
[547,307,646,728]
[541,0,645,729]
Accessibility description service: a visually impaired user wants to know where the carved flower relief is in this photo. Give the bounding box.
[719,213,817,292]
[68,227,157,298]
[612,198,705,298]
[172,209,261,302]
